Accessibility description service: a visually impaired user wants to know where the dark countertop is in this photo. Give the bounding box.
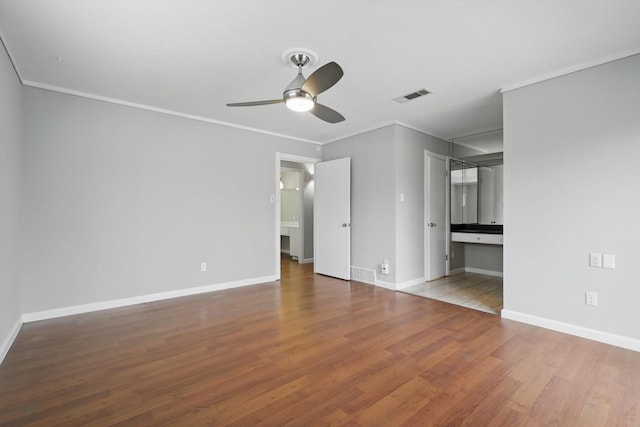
[451,224,503,235]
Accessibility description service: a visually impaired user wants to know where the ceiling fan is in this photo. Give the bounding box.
[226,53,345,123]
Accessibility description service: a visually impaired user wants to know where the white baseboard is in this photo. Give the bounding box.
[0,318,23,364]
[394,277,425,290]
[300,258,314,264]
[374,280,395,290]
[501,309,640,352]
[375,278,427,291]
[22,275,278,323]
[465,267,503,277]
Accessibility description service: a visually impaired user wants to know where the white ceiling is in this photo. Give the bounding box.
[1,1,639,145]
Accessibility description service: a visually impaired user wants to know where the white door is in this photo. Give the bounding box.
[426,153,447,281]
[314,157,350,280]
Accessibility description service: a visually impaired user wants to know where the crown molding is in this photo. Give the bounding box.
[22,81,323,145]
[501,49,640,93]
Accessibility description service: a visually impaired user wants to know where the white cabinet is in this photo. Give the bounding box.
[289,228,300,259]
[280,225,300,259]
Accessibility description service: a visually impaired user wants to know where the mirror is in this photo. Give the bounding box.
[451,160,478,224]
[451,159,503,225]
[478,165,503,225]
[281,170,301,224]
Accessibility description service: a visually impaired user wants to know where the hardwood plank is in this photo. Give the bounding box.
[0,257,638,426]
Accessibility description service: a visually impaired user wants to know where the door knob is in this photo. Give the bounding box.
[341,223,350,227]
[428,222,436,227]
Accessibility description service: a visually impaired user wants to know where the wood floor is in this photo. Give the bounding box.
[1,258,639,426]
[403,272,503,315]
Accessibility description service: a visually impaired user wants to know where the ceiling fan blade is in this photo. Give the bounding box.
[310,103,345,123]
[301,62,344,97]
[226,99,284,107]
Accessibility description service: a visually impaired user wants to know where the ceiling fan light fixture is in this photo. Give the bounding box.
[284,90,314,112]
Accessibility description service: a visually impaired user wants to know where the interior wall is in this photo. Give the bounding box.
[0,42,22,353]
[20,87,320,314]
[322,125,396,283]
[449,242,466,271]
[323,124,449,286]
[394,126,449,285]
[452,143,484,158]
[302,171,314,261]
[503,54,640,343]
[464,244,503,273]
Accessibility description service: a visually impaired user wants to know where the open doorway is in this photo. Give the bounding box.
[405,150,504,315]
[275,153,319,279]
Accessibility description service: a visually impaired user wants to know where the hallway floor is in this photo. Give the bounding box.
[402,272,503,315]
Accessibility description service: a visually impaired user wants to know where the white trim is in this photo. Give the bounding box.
[20,83,454,147]
[322,121,396,144]
[500,49,640,93]
[0,318,23,365]
[300,258,314,264]
[465,267,503,277]
[374,280,396,290]
[425,150,451,282]
[394,277,425,290]
[501,309,640,352]
[23,81,322,145]
[281,166,304,263]
[394,121,449,143]
[22,275,277,323]
[0,29,23,84]
[451,140,488,154]
[323,121,448,146]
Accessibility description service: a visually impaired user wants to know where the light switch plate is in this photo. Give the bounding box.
[603,254,615,269]
[589,253,602,268]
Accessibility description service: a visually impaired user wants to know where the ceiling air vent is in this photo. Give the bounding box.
[393,88,431,103]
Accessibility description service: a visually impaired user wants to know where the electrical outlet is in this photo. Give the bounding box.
[381,259,389,274]
[585,291,597,306]
[589,253,602,268]
[201,262,207,272]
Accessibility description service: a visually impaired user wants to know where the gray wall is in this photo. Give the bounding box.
[452,143,483,158]
[323,126,397,282]
[503,54,640,341]
[394,126,449,284]
[302,170,314,261]
[323,124,449,286]
[20,87,319,313]
[464,244,503,273]
[0,43,22,350]
[449,242,466,271]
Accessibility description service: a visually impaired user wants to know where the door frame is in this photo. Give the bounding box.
[275,152,320,280]
[424,150,451,281]
[280,167,303,259]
